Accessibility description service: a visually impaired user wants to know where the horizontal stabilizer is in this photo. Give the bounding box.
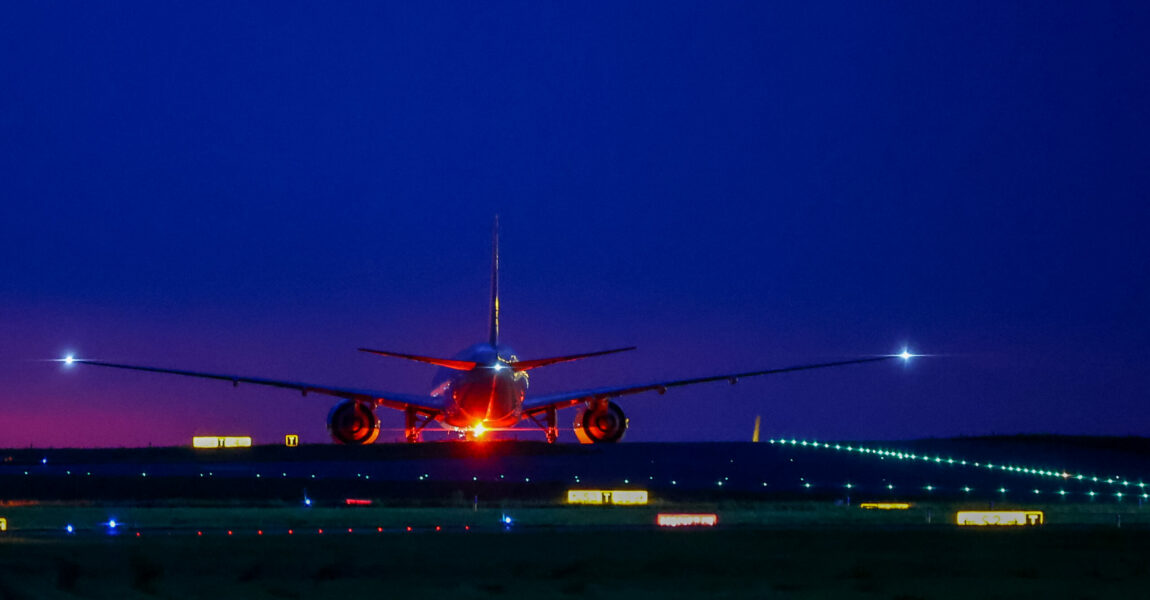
[512,346,637,372]
[358,348,477,371]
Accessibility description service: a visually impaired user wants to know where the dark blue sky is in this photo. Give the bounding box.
[2,3,1148,446]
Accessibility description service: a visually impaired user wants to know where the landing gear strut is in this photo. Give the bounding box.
[528,406,560,444]
[545,406,559,444]
[404,407,434,443]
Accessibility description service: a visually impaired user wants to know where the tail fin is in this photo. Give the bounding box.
[489,215,500,346]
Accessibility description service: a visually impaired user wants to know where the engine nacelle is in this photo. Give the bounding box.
[327,400,381,445]
[573,400,628,444]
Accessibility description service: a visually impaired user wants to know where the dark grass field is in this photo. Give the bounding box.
[3,501,1150,530]
[1,527,1148,599]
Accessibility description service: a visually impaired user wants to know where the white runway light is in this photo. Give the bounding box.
[899,350,913,361]
[64,355,75,366]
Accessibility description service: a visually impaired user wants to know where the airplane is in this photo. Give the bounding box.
[64,218,916,444]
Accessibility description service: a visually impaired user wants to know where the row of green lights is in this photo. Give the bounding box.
[834,481,1148,500]
[768,438,1146,489]
[759,478,1148,500]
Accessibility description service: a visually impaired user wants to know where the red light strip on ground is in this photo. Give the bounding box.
[657,513,718,527]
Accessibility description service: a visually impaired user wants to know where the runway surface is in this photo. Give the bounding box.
[0,436,1146,504]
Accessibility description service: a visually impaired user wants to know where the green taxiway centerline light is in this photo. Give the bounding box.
[774,436,1144,495]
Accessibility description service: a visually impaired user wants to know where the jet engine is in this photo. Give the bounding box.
[573,400,628,444]
[327,400,380,445]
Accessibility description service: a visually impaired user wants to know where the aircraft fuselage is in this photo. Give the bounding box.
[433,343,527,429]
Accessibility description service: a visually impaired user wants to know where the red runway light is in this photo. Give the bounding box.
[227,530,233,535]
[318,528,324,534]
[288,529,293,535]
[656,513,718,528]
[197,531,202,536]
[435,526,441,531]
[258,530,263,535]
[135,532,140,537]
[465,525,470,531]
[406,526,412,532]
[377,527,383,532]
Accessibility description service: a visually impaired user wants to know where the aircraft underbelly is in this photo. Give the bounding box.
[443,372,522,428]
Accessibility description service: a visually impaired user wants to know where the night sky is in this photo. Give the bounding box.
[2,3,1148,447]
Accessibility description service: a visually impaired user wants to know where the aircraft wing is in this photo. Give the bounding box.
[521,355,898,415]
[73,360,445,414]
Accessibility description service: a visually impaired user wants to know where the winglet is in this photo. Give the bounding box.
[489,215,500,347]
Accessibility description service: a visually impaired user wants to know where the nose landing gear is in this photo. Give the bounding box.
[404,407,435,443]
[527,406,560,444]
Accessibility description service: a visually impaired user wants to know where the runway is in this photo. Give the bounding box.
[0,436,1146,504]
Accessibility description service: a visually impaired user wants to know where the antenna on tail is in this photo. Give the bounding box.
[489,215,500,347]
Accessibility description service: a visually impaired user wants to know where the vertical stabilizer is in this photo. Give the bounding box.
[488,215,500,346]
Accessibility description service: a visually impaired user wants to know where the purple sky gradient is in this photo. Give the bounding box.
[2,2,1148,447]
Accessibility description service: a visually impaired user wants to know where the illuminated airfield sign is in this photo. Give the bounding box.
[859,502,911,510]
[566,490,649,505]
[657,514,718,527]
[956,510,1043,526]
[192,436,252,448]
